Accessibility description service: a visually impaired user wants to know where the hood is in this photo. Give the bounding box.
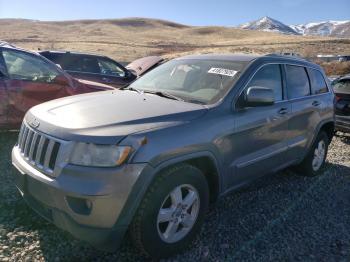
[26,90,207,144]
[72,78,116,93]
[126,56,164,76]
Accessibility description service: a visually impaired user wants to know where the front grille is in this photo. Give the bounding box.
[17,122,62,177]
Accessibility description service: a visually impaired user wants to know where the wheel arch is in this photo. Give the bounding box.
[149,151,222,204]
[319,121,335,142]
[114,151,222,231]
[305,119,334,157]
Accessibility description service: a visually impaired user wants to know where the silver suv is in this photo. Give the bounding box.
[12,54,334,258]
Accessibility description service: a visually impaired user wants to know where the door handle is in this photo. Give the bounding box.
[312,101,321,106]
[278,108,288,115]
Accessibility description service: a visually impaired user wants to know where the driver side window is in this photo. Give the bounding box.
[2,49,60,83]
[98,58,125,77]
[247,64,283,101]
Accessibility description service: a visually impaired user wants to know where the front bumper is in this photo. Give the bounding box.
[335,115,350,133]
[11,145,149,250]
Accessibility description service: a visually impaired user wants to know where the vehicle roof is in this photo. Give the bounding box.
[339,74,350,81]
[177,53,319,68]
[0,41,21,49]
[178,53,261,62]
[0,42,51,57]
[39,50,110,59]
[0,43,73,78]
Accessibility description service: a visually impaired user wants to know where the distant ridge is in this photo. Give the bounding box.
[290,20,350,37]
[2,16,348,37]
[240,16,350,38]
[240,16,298,35]
[0,17,189,28]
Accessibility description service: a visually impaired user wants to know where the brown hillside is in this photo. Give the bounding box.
[1,18,350,63]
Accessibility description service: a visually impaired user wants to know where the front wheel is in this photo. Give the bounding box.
[129,164,209,259]
[295,131,329,176]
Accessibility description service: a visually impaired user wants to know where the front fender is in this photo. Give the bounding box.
[113,150,222,228]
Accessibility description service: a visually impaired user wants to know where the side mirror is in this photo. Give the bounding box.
[244,86,275,107]
[53,75,69,86]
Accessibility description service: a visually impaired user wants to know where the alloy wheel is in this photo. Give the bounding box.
[157,184,200,243]
[312,140,326,171]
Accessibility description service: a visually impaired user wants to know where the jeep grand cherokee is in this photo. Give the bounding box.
[12,54,334,258]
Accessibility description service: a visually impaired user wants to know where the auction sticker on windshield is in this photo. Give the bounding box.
[208,67,238,77]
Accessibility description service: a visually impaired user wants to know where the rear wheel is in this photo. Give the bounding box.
[295,131,329,176]
[129,164,209,259]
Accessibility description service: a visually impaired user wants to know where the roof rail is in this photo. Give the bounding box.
[264,52,308,61]
[0,41,9,47]
[0,41,16,48]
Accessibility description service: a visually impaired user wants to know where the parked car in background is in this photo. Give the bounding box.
[40,50,164,88]
[12,54,334,258]
[0,42,115,130]
[125,55,165,77]
[333,75,350,132]
[328,75,340,83]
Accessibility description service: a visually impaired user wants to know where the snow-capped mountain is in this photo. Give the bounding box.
[290,20,350,37]
[239,16,350,37]
[240,16,299,35]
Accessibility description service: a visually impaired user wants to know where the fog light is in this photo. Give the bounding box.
[86,199,93,210]
[66,196,93,215]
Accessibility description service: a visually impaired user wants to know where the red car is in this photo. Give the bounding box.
[0,42,116,130]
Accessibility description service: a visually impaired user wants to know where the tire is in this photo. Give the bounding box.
[129,163,209,259]
[295,131,329,176]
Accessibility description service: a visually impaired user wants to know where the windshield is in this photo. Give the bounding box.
[129,59,246,104]
[333,79,350,93]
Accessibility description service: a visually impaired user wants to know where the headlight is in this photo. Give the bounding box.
[70,143,132,167]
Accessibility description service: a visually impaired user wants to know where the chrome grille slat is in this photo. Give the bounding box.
[17,122,63,177]
[44,140,55,169]
[36,136,46,165]
[28,133,39,161]
[18,124,25,146]
[32,134,41,161]
[36,136,46,164]
[49,142,60,170]
[20,127,29,152]
[24,130,34,157]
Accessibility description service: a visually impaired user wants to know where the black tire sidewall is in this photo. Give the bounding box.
[136,165,209,258]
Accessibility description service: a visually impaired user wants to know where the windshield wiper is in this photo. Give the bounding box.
[120,86,143,94]
[185,98,206,105]
[143,90,184,101]
[121,86,184,101]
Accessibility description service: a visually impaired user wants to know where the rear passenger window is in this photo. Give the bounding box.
[63,56,100,74]
[247,64,283,101]
[308,69,328,94]
[286,65,310,99]
[41,53,62,65]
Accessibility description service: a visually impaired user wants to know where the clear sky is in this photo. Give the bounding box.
[0,0,349,26]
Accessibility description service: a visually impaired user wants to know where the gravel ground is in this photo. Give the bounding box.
[0,131,349,261]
